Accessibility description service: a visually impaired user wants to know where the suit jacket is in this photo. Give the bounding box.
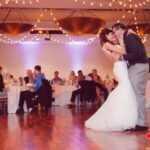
[79,80,108,102]
[0,74,4,92]
[24,76,30,84]
[123,31,148,66]
[24,76,33,84]
[38,79,53,108]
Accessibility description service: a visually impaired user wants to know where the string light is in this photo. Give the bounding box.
[0,0,40,6]
[73,0,150,9]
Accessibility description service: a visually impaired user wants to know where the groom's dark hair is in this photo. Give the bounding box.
[112,23,127,30]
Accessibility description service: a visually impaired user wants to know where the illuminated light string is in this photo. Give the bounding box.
[0,33,98,45]
[0,33,39,44]
[116,8,137,23]
[50,36,99,45]
[115,7,149,43]
[73,0,150,9]
[127,9,148,43]
[116,12,148,44]
[0,0,40,6]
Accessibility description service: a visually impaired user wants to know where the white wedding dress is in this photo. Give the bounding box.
[85,60,138,131]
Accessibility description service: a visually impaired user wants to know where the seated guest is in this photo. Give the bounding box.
[24,69,33,84]
[68,71,77,85]
[80,76,108,105]
[111,79,118,91]
[51,71,62,85]
[0,66,4,92]
[7,75,15,86]
[77,70,85,81]
[17,77,23,86]
[89,69,104,105]
[33,65,45,92]
[16,69,34,114]
[104,74,113,93]
[89,69,102,83]
[68,70,85,108]
[16,66,45,114]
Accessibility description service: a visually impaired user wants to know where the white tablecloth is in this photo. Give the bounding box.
[52,85,78,106]
[7,85,27,114]
[7,84,78,112]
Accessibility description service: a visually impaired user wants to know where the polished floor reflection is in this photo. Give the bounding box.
[0,106,150,150]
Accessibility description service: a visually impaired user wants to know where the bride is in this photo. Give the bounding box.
[85,28,138,131]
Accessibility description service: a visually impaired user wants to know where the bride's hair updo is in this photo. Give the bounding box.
[99,28,113,46]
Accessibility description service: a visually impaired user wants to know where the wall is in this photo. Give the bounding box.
[0,42,114,80]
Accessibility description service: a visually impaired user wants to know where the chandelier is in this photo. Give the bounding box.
[0,23,33,35]
[0,9,33,35]
[56,9,105,35]
[58,17,105,35]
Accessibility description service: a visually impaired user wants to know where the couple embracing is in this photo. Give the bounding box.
[85,23,149,132]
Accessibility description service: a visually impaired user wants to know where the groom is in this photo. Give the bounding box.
[112,23,149,131]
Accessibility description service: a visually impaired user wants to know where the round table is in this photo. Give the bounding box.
[52,84,79,106]
[7,85,27,114]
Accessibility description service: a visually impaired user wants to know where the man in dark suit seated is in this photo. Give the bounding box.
[68,75,108,108]
[80,78,108,104]
[88,69,102,83]
[16,66,45,114]
[68,70,85,108]
[24,69,33,84]
[38,79,53,113]
[0,66,4,93]
[16,69,33,114]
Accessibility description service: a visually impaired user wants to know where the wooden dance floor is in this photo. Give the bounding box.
[0,106,150,150]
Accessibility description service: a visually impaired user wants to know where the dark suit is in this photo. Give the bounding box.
[24,76,29,84]
[24,76,33,84]
[18,76,34,110]
[38,79,53,111]
[123,31,149,126]
[123,31,148,66]
[0,74,4,92]
[79,80,108,103]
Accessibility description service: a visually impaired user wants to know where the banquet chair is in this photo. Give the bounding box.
[37,79,53,113]
[80,80,108,106]
[0,93,8,114]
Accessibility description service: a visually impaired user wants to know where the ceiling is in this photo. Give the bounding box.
[0,0,150,45]
[0,0,150,23]
[0,0,150,9]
